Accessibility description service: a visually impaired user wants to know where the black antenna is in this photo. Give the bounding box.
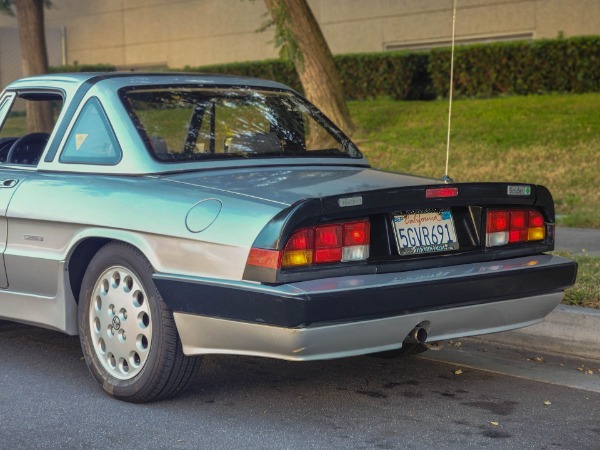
[443,0,458,184]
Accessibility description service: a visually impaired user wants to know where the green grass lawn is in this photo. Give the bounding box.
[349,93,600,228]
[350,93,600,308]
[3,92,598,307]
[553,252,600,309]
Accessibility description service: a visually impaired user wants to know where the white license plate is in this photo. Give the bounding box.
[392,209,459,255]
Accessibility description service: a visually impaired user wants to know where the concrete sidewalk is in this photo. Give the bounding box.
[467,305,600,361]
[466,226,600,361]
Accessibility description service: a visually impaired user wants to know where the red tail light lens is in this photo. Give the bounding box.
[314,247,343,263]
[343,221,370,246]
[508,210,528,243]
[286,228,313,250]
[510,210,527,230]
[315,225,342,248]
[487,211,510,233]
[282,228,314,267]
[486,209,546,247]
[314,225,343,264]
[529,210,545,228]
[248,219,370,270]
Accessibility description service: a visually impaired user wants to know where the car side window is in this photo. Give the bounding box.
[60,98,122,165]
[0,92,63,165]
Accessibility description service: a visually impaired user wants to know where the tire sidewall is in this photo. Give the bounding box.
[78,243,168,400]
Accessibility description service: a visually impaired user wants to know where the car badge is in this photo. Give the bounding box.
[507,185,532,196]
[338,196,363,207]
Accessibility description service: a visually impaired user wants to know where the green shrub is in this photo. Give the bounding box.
[183,51,432,100]
[429,36,600,98]
[50,64,117,73]
[335,52,432,100]
[182,60,301,91]
[185,37,600,99]
[45,36,581,100]
[49,63,117,73]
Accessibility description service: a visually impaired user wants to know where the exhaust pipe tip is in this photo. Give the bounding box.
[405,327,428,344]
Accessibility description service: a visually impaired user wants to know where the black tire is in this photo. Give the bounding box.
[78,241,200,402]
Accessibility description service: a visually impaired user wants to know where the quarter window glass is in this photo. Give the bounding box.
[61,98,121,165]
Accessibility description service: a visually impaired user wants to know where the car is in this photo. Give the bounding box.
[0,73,576,402]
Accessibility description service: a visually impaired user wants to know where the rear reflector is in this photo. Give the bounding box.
[247,248,281,270]
[486,209,546,247]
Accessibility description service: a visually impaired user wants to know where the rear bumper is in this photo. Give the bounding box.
[173,292,563,360]
[153,254,576,360]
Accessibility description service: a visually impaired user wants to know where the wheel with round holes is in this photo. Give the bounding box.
[78,242,200,402]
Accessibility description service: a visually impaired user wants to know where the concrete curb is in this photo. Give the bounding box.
[466,305,600,361]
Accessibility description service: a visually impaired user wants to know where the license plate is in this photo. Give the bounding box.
[392,209,459,255]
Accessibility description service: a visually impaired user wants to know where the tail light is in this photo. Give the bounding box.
[282,228,314,267]
[486,209,546,247]
[247,219,370,270]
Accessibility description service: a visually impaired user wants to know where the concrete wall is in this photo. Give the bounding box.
[0,0,598,77]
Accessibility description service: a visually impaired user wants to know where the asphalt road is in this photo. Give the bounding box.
[1,320,599,449]
[555,227,600,256]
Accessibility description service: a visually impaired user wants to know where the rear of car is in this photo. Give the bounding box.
[153,177,576,360]
[116,77,575,361]
[0,73,572,402]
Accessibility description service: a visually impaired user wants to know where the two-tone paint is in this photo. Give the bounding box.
[0,73,577,362]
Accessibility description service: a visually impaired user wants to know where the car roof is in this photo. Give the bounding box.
[5,72,293,93]
[2,72,366,175]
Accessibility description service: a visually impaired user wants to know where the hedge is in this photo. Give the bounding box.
[182,52,432,100]
[183,59,302,92]
[184,36,600,100]
[49,63,117,73]
[335,52,432,100]
[48,36,600,100]
[429,36,600,98]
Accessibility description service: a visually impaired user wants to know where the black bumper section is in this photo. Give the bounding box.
[154,260,577,328]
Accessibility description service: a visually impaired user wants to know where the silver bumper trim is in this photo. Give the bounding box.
[174,292,563,361]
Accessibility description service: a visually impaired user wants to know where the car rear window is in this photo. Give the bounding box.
[120,87,361,162]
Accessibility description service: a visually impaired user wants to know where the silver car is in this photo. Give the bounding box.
[0,73,576,402]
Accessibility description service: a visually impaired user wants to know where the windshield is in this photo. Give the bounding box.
[121,87,361,162]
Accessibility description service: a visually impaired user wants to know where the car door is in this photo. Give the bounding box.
[0,92,21,288]
[0,170,34,288]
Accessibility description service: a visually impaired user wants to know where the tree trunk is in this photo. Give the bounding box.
[264,0,354,135]
[14,0,53,133]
